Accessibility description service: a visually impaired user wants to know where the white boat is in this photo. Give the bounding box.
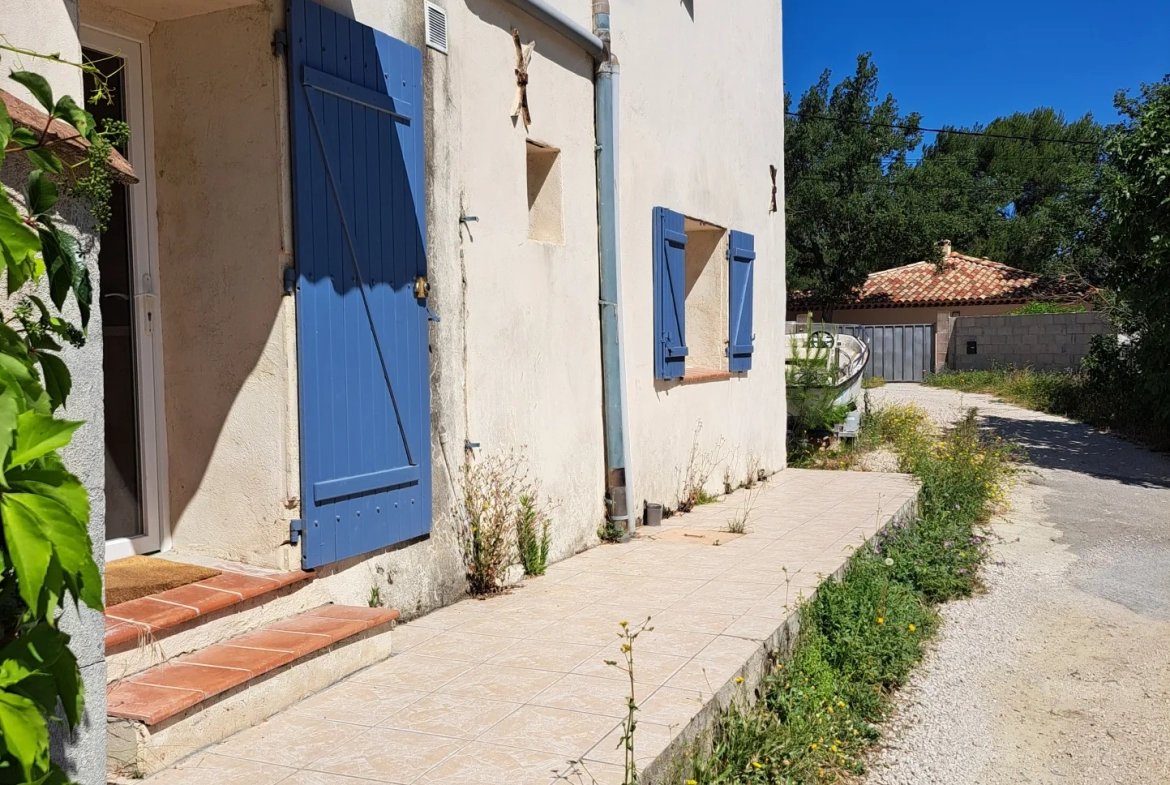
[785,329,870,411]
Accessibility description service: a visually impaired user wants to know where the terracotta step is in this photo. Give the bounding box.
[104,568,313,653]
[106,604,399,725]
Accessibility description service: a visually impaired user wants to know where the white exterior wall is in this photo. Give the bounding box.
[615,2,788,512]
[451,0,607,558]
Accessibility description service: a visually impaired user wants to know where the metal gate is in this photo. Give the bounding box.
[288,0,431,569]
[839,324,935,382]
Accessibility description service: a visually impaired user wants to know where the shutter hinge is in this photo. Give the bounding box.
[272,30,289,57]
[283,265,297,296]
[289,518,304,544]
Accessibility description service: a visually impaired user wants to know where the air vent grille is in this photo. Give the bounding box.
[425,3,448,54]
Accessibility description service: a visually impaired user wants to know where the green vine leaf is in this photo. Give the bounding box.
[0,92,11,161]
[27,172,58,218]
[9,493,101,611]
[0,387,19,486]
[35,354,70,413]
[0,199,39,269]
[0,690,49,781]
[10,411,81,468]
[1,492,53,610]
[8,71,54,115]
[51,95,92,139]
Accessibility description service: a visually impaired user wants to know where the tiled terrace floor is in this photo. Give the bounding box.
[143,469,917,785]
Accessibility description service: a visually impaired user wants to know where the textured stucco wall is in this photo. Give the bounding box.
[0,5,107,783]
[147,5,297,565]
[615,0,788,514]
[453,0,607,559]
[949,312,1113,372]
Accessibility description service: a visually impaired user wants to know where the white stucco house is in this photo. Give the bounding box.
[1,0,786,780]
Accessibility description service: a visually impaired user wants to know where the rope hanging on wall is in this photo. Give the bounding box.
[511,29,535,129]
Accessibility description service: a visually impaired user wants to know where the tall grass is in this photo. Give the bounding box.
[684,406,1012,784]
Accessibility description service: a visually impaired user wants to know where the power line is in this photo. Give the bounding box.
[785,112,1104,147]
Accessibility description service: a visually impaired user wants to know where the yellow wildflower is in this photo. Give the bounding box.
[810,743,817,750]
[830,744,838,753]
[908,623,916,632]
[686,781,697,785]
[751,760,763,770]
[837,700,846,708]
[877,616,885,625]
[735,676,744,684]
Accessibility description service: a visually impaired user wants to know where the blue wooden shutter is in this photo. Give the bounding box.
[288,0,431,569]
[728,230,756,372]
[653,207,688,380]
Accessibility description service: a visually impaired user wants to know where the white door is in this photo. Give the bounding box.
[81,27,170,561]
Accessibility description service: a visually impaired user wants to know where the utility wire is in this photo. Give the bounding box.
[785,112,1104,147]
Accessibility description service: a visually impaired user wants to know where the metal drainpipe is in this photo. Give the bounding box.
[590,2,631,532]
[498,0,630,532]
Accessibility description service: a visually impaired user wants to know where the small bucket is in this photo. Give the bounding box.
[644,502,663,527]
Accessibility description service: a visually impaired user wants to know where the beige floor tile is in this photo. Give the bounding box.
[289,682,428,726]
[571,644,690,686]
[528,615,628,647]
[408,630,518,662]
[486,638,601,673]
[528,673,640,718]
[440,663,562,702]
[352,653,473,691]
[721,614,786,641]
[649,608,738,635]
[632,627,717,658]
[478,705,622,757]
[415,741,587,785]
[308,727,465,782]
[281,771,400,785]
[380,692,519,739]
[581,721,675,768]
[145,753,294,785]
[214,714,365,768]
[390,623,440,654]
[636,686,707,729]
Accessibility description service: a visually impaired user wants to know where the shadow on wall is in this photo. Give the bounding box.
[983,414,1170,489]
[464,0,596,81]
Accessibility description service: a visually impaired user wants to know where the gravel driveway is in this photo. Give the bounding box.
[864,384,1170,785]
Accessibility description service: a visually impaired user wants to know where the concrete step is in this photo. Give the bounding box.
[106,604,399,778]
[104,568,314,653]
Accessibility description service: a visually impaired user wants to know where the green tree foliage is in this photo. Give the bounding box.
[1096,77,1170,427]
[0,66,118,784]
[901,109,1106,276]
[785,54,939,315]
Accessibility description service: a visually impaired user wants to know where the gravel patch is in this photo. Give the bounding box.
[864,384,1170,785]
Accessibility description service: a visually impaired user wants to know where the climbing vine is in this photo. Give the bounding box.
[0,58,121,785]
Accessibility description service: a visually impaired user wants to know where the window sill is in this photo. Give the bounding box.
[681,369,735,384]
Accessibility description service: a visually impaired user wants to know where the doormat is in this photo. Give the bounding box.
[105,556,221,607]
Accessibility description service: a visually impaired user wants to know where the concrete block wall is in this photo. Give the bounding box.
[948,312,1112,372]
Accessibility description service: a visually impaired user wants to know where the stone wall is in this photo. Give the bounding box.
[948,312,1113,372]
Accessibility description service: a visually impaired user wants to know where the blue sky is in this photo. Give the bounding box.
[783,0,1170,132]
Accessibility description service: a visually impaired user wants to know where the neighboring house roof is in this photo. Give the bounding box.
[1,89,137,185]
[789,247,1091,310]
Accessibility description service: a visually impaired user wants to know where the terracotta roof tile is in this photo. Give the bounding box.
[789,251,1091,309]
[1,89,137,185]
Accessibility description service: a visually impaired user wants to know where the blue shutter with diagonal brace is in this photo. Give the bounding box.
[653,207,688,380]
[288,0,431,569]
[728,230,756,372]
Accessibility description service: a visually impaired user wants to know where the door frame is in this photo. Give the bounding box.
[81,25,171,561]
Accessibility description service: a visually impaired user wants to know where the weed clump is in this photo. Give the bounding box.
[463,452,555,594]
[685,405,1012,783]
